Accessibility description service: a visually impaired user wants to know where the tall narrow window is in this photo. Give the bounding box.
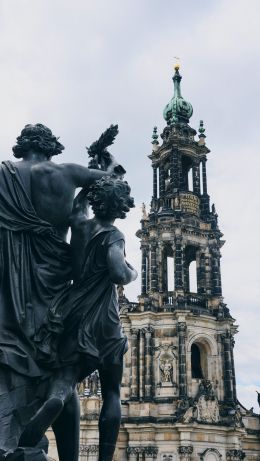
[188,167,193,192]
[167,256,174,292]
[191,343,204,379]
[189,260,197,293]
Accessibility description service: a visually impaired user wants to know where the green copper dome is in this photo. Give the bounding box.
[163,66,193,124]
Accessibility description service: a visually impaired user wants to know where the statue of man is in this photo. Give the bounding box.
[0,124,121,460]
[18,177,138,461]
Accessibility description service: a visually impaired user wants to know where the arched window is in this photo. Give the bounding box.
[191,343,204,379]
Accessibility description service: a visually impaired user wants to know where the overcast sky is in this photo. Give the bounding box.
[0,0,259,410]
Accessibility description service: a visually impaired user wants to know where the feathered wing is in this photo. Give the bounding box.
[86,124,119,159]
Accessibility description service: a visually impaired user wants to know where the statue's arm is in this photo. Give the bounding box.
[64,163,111,188]
[107,240,138,285]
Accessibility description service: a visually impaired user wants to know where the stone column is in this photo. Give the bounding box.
[211,247,222,296]
[221,331,234,404]
[139,329,145,400]
[162,248,168,292]
[144,327,153,400]
[178,322,187,398]
[171,148,179,190]
[130,328,139,400]
[159,165,165,197]
[146,247,151,292]
[150,241,158,291]
[230,335,237,402]
[153,166,158,199]
[183,261,190,292]
[197,253,206,295]
[127,447,139,461]
[144,447,158,461]
[201,157,207,195]
[174,237,183,289]
[192,161,201,195]
[178,446,193,461]
[226,450,245,461]
[204,248,212,295]
[141,246,147,295]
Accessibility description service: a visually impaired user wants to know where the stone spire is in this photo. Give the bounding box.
[163,64,193,125]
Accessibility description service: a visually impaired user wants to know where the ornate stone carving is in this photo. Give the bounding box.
[80,445,99,454]
[154,343,177,386]
[200,448,222,460]
[178,446,193,461]
[160,358,173,382]
[226,450,245,461]
[181,380,220,424]
[144,446,159,458]
[233,406,244,428]
[177,322,187,334]
[127,447,158,458]
[197,380,220,423]
[131,328,139,336]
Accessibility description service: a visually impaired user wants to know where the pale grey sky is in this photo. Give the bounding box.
[0,0,259,409]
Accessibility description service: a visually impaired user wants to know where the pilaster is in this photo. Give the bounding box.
[177,322,187,398]
[130,328,139,400]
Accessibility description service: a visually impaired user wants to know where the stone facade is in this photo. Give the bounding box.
[47,67,260,461]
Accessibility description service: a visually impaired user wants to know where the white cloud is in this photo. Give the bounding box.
[0,0,259,409]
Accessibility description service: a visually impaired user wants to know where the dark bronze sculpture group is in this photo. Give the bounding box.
[0,124,137,461]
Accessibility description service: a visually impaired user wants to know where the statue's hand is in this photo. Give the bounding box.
[103,153,126,178]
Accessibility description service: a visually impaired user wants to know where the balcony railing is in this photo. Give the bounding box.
[162,292,208,313]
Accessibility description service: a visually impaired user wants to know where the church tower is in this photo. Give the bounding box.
[47,66,260,461]
[116,65,260,461]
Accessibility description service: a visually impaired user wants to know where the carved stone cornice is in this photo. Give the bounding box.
[127,447,158,457]
[80,445,99,454]
[144,446,158,457]
[226,450,245,461]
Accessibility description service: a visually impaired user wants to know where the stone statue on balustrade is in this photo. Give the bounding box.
[0,123,137,461]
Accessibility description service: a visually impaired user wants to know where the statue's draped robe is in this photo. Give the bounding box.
[38,227,128,374]
[0,161,71,452]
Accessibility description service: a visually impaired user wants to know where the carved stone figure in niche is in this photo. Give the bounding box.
[77,380,87,396]
[155,344,177,387]
[160,358,173,383]
[232,406,244,428]
[0,124,132,461]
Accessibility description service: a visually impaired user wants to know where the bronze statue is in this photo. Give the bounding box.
[19,177,137,461]
[0,124,135,461]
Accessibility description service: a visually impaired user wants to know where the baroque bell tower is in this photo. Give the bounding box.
[116,64,260,461]
[50,66,260,461]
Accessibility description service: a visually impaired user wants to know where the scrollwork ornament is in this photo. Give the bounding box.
[144,446,158,457]
[226,450,245,461]
[178,446,193,460]
[177,322,187,334]
[80,445,99,454]
[130,328,139,337]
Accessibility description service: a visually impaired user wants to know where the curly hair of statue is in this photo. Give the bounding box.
[12,123,64,159]
[87,177,135,220]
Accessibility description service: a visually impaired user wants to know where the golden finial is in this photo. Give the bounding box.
[173,56,180,71]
